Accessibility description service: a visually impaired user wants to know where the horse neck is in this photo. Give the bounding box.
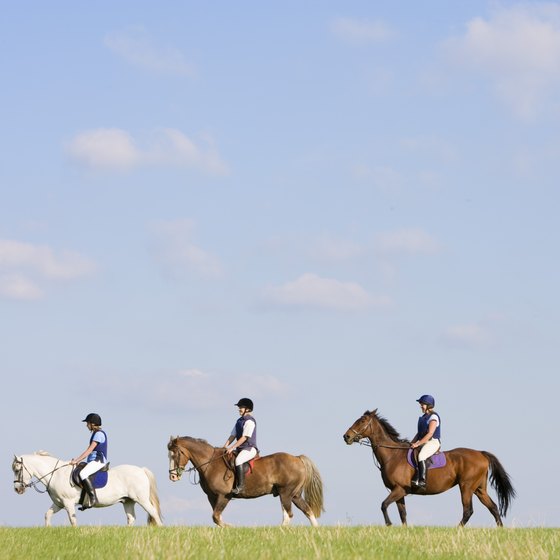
[181,438,215,470]
[25,454,59,477]
[367,419,402,463]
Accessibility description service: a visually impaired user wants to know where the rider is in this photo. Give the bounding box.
[410,395,441,488]
[223,398,258,495]
[70,413,108,510]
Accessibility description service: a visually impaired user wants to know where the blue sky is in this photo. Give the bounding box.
[2,1,559,527]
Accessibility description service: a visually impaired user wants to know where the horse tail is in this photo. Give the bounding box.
[482,451,516,517]
[143,467,163,525]
[299,455,324,518]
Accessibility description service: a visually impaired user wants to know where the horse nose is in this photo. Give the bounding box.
[343,434,349,443]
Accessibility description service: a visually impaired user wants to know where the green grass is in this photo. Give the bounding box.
[0,526,558,560]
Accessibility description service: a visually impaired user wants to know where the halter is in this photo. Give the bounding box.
[13,456,69,494]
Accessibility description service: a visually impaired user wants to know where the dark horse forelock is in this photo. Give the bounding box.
[365,410,410,444]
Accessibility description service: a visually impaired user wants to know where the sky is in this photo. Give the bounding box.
[1,1,559,527]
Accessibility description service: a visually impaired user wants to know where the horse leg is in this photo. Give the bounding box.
[211,494,231,527]
[278,489,294,526]
[396,497,407,526]
[123,499,137,526]
[291,493,319,527]
[458,484,475,526]
[136,495,163,526]
[475,487,503,527]
[381,487,406,526]
[45,502,63,527]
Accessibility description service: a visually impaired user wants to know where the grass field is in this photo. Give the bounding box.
[0,526,558,560]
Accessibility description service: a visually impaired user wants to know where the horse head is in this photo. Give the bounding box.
[168,436,190,482]
[343,409,377,445]
[12,455,30,494]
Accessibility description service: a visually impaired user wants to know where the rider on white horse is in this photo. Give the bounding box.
[70,412,108,510]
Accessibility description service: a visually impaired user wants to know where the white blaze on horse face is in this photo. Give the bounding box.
[168,448,179,481]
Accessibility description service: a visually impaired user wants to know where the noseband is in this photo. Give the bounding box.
[168,447,187,478]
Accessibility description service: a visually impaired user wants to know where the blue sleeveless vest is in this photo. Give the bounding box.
[235,415,258,451]
[417,412,441,440]
[88,430,108,463]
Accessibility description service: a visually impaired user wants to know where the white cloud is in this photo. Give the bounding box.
[67,128,139,170]
[331,17,394,44]
[98,368,289,412]
[67,128,229,174]
[309,236,365,262]
[374,229,441,256]
[0,239,96,300]
[443,4,560,119]
[104,27,195,77]
[151,219,223,279]
[261,273,390,311]
[351,164,404,192]
[441,322,494,348]
[0,273,43,300]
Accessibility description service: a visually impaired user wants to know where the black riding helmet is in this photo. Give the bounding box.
[234,398,254,411]
[82,413,102,426]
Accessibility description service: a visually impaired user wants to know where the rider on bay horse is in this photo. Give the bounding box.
[410,395,441,488]
[223,398,258,495]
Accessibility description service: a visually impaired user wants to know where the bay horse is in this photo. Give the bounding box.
[343,410,515,526]
[13,452,163,526]
[168,436,324,527]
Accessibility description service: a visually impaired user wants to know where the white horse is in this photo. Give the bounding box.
[13,452,163,527]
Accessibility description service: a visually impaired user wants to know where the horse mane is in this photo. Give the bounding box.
[366,410,410,444]
[181,436,211,445]
[35,450,52,456]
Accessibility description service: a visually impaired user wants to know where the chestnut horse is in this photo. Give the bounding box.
[168,436,323,527]
[343,409,515,526]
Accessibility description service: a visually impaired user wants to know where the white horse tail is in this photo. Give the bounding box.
[143,467,163,525]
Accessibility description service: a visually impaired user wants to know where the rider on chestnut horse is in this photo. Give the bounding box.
[223,398,258,495]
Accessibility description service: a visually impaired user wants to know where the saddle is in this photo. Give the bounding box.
[71,462,110,489]
[407,449,446,470]
[72,462,110,510]
[224,454,260,476]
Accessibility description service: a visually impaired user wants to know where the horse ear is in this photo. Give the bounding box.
[371,408,378,415]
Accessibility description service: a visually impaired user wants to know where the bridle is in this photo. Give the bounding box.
[169,443,228,485]
[349,417,411,450]
[12,456,69,494]
[168,445,189,479]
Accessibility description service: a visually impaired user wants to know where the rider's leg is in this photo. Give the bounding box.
[79,461,103,510]
[415,439,440,488]
[232,448,257,495]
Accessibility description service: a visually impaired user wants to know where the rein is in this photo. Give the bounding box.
[14,458,70,494]
[349,419,411,470]
[170,445,228,486]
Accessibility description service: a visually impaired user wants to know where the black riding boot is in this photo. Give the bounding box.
[415,460,427,488]
[79,478,98,510]
[231,465,245,495]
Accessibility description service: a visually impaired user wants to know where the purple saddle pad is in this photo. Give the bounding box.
[407,449,446,469]
[72,464,109,489]
[91,469,108,489]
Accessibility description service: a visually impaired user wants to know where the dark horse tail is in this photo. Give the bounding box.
[482,451,516,518]
[299,455,324,518]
